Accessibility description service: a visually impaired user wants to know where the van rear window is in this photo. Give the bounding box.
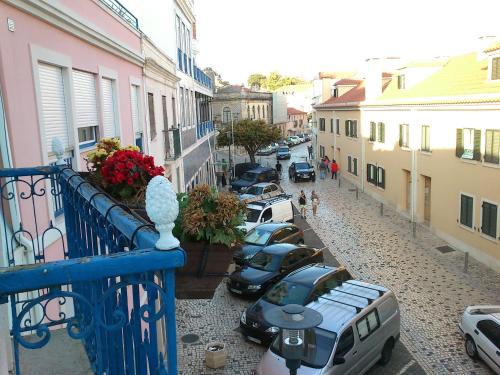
[246,208,261,223]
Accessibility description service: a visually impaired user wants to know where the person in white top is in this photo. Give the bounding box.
[311,190,319,216]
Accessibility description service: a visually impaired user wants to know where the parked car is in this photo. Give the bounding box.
[239,182,283,200]
[240,194,294,232]
[276,146,291,160]
[459,305,500,374]
[240,264,351,345]
[287,136,301,145]
[297,134,306,143]
[227,243,324,297]
[256,145,274,156]
[258,280,400,374]
[288,161,315,182]
[304,134,311,142]
[233,223,304,266]
[234,162,260,179]
[270,143,279,152]
[231,167,279,193]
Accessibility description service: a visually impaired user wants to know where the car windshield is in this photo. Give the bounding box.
[244,227,272,245]
[295,162,311,169]
[263,281,311,306]
[245,185,264,195]
[240,172,258,182]
[271,327,337,369]
[278,147,289,152]
[248,251,280,272]
[246,208,262,223]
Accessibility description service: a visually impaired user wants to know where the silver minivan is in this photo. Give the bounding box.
[257,280,400,375]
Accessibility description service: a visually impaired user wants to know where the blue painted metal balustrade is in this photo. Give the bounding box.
[0,166,186,374]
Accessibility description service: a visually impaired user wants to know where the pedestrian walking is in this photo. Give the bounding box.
[311,190,319,216]
[319,158,326,179]
[307,145,313,159]
[331,159,338,180]
[323,156,330,177]
[275,160,282,174]
[298,190,307,219]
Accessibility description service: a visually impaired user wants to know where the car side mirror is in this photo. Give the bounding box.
[332,357,345,365]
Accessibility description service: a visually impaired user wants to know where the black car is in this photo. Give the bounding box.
[234,162,260,179]
[233,223,304,266]
[227,243,324,297]
[230,167,279,193]
[288,161,315,182]
[239,264,351,345]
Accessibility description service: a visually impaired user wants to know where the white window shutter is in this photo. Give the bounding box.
[131,85,141,133]
[72,70,98,129]
[102,78,116,138]
[38,63,70,152]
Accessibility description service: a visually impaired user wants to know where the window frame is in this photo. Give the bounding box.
[319,118,326,132]
[421,125,431,152]
[369,122,376,142]
[459,193,474,231]
[491,56,500,81]
[356,309,380,341]
[484,129,500,165]
[398,74,406,89]
[476,319,500,346]
[335,119,340,135]
[77,126,97,149]
[334,326,355,358]
[377,122,385,143]
[330,119,334,133]
[399,124,409,148]
[481,199,499,241]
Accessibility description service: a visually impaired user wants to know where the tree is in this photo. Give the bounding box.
[216,119,281,164]
[266,71,283,91]
[247,73,267,89]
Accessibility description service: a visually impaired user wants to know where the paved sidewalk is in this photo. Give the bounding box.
[279,166,500,374]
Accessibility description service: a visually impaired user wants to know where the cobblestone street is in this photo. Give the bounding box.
[176,144,500,375]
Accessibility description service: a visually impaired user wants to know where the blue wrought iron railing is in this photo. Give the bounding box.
[193,66,213,90]
[100,0,139,29]
[196,121,214,139]
[0,166,186,374]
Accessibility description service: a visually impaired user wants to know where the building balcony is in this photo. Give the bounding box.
[99,0,139,29]
[197,120,215,139]
[193,66,213,90]
[0,165,185,374]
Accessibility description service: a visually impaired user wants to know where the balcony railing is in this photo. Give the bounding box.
[100,0,139,29]
[196,120,214,139]
[193,66,213,90]
[0,166,185,374]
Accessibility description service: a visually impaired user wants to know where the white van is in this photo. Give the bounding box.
[241,195,294,232]
[258,280,400,375]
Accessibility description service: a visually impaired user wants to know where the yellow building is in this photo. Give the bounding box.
[314,43,500,271]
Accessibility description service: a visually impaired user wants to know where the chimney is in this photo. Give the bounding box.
[477,35,497,61]
[364,58,382,100]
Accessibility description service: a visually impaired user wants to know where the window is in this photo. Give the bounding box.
[484,129,500,164]
[72,70,99,148]
[356,310,380,341]
[262,208,272,222]
[369,122,376,142]
[347,156,352,173]
[460,194,474,228]
[299,119,303,126]
[377,167,385,189]
[330,119,334,133]
[131,84,142,144]
[319,145,325,158]
[421,125,431,152]
[456,128,481,160]
[377,122,385,143]
[335,327,354,357]
[147,93,156,140]
[222,107,231,124]
[335,119,340,135]
[353,158,358,176]
[101,77,117,138]
[482,201,498,239]
[319,118,325,131]
[345,120,357,138]
[477,319,500,345]
[397,75,405,89]
[492,57,500,80]
[399,124,409,148]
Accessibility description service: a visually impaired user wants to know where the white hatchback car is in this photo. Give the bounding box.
[459,305,500,374]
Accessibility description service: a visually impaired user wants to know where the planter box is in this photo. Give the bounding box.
[205,342,227,369]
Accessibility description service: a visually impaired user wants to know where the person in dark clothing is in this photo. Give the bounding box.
[307,145,313,159]
[298,190,307,219]
[275,161,282,173]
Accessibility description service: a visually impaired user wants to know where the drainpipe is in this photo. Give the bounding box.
[360,109,365,192]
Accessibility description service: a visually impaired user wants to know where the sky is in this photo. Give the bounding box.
[193,0,500,84]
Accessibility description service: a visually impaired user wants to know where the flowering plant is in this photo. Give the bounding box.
[173,184,246,247]
[100,149,164,201]
[87,138,140,172]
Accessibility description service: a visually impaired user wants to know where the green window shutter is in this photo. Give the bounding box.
[381,123,385,143]
[473,129,481,161]
[399,125,403,147]
[367,164,371,182]
[330,119,334,133]
[348,156,352,172]
[353,121,358,138]
[482,202,498,238]
[378,167,385,189]
[484,130,492,162]
[493,130,500,164]
[456,128,463,158]
[345,121,349,136]
[460,195,473,228]
[353,158,357,175]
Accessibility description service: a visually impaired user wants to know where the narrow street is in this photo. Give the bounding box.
[177,143,499,374]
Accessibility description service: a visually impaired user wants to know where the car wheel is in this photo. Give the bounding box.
[378,338,394,365]
[465,335,478,359]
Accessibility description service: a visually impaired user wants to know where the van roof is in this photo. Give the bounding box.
[306,280,390,334]
[247,194,291,208]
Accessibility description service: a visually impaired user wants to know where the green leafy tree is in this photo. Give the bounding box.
[217,119,281,164]
[266,71,283,91]
[247,73,267,89]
